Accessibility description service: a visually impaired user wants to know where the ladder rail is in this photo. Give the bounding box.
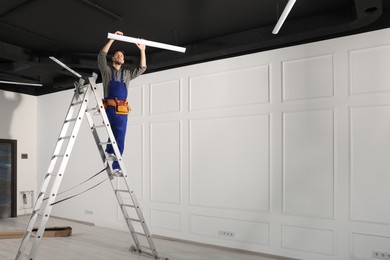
[16,85,92,260]
[88,77,159,257]
[85,109,144,249]
[29,86,93,258]
[89,82,125,173]
[16,75,160,259]
[86,81,146,246]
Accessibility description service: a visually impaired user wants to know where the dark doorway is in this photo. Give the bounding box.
[0,139,17,218]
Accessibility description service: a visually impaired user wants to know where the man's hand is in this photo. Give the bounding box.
[136,38,146,51]
[102,31,123,53]
[137,38,147,68]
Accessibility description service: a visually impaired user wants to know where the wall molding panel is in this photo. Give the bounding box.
[282,54,334,101]
[127,84,144,116]
[189,65,270,111]
[125,124,144,200]
[150,121,181,204]
[150,79,181,115]
[282,109,335,219]
[189,114,270,212]
[352,232,390,259]
[190,214,270,246]
[349,44,390,96]
[151,209,181,231]
[350,105,390,224]
[282,225,335,255]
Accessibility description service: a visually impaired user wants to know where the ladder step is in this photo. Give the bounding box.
[116,189,129,193]
[59,136,72,140]
[71,100,83,106]
[99,141,111,146]
[126,217,142,223]
[121,203,136,208]
[65,118,78,123]
[132,231,148,237]
[86,107,98,112]
[140,250,157,258]
[21,229,37,238]
[139,245,155,252]
[20,252,29,257]
[53,154,66,158]
[92,124,106,129]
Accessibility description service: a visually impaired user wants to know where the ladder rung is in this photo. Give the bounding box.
[24,230,32,235]
[86,107,98,112]
[59,136,71,140]
[71,101,83,106]
[46,172,58,177]
[139,245,154,252]
[65,118,78,123]
[132,231,147,237]
[116,189,129,193]
[126,217,141,223]
[93,124,106,129]
[37,192,45,199]
[20,252,29,257]
[136,249,157,258]
[99,141,111,146]
[121,203,135,208]
[22,229,37,237]
[53,154,66,158]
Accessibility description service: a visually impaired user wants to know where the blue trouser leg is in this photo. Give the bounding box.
[105,107,128,170]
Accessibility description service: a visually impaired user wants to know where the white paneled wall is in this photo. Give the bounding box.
[0,91,37,215]
[35,28,390,260]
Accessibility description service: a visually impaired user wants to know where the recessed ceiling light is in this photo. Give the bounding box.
[49,56,82,78]
[272,0,297,34]
[0,80,42,87]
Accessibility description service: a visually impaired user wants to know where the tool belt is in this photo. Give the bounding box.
[103,98,131,115]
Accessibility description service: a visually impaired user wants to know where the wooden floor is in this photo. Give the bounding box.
[0,215,291,260]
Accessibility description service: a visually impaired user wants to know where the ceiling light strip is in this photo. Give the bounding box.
[0,80,42,87]
[107,33,186,53]
[272,0,297,34]
[49,56,82,78]
[77,0,122,20]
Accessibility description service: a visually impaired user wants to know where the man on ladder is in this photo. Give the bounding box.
[98,30,146,176]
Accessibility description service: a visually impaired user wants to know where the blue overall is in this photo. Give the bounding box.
[105,69,128,170]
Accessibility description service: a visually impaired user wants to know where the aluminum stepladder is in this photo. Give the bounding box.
[16,74,162,260]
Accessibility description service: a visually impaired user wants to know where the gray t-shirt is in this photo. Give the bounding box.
[97,50,146,98]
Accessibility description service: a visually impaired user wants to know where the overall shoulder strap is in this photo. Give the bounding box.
[120,69,124,83]
[111,67,116,81]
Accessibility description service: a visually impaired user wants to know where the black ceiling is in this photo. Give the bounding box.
[0,0,389,96]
